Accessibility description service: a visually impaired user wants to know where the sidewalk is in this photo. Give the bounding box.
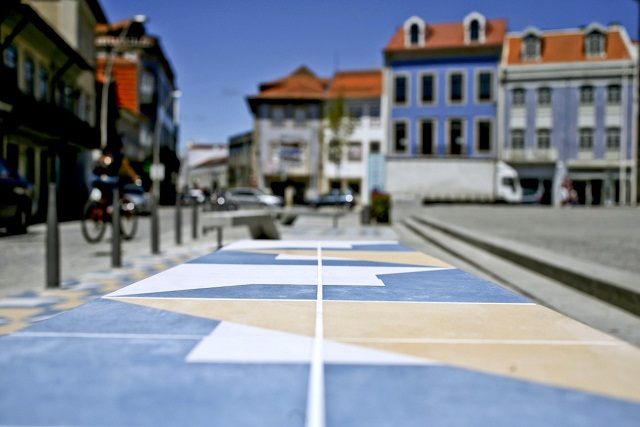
[0,209,395,335]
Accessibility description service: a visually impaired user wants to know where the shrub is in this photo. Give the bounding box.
[370,191,391,223]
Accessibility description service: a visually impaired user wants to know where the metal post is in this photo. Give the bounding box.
[151,196,160,254]
[46,183,59,288]
[112,187,121,267]
[191,199,198,240]
[175,192,182,245]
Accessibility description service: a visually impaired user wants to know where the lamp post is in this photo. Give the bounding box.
[150,89,182,254]
[99,14,147,150]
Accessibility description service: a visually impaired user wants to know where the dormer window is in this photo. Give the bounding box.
[463,12,486,44]
[586,31,605,56]
[470,20,480,42]
[584,23,606,57]
[404,16,425,47]
[410,24,420,45]
[521,27,542,61]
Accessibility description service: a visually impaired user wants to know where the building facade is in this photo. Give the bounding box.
[181,142,228,193]
[384,12,505,160]
[95,18,180,204]
[1,0,105,221]
[227,131,253,188]
[246,66,326,203]
[323,70,384,205]
[501,23,638,206]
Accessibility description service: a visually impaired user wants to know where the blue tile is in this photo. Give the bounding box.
[325,364,640,427]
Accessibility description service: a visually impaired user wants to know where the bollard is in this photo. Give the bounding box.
[46,182,60,288]
[111,187,121,268]
[151,196,160,254]
[191,199,198,240]
[175,192,182,245]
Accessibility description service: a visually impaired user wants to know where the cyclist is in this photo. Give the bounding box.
[91,140,141,211]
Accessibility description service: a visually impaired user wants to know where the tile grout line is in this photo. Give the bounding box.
[306,244,326,427]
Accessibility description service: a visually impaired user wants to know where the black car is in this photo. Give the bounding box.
[0,158,35,234]
[307,189,356,209]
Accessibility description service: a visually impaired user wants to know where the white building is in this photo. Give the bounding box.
[181,141,228,192]
[323,70,384,205]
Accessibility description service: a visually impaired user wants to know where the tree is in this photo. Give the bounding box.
[323,94,356,188]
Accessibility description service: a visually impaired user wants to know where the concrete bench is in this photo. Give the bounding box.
[201,210,280,247]
[276,207,347,228]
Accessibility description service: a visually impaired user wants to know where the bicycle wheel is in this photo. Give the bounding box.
[81,201,107,243]
[119,199,138,240]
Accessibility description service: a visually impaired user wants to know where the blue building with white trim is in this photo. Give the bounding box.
[383,12,507,160]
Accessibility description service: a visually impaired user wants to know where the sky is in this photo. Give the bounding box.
[100,0,639,152]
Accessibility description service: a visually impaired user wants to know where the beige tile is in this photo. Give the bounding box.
[110,297,316,336]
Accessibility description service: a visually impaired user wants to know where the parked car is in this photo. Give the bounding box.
[307,189,355,209]
[123,184,152,215]
[180,188,207,205]
[215,187,284,210]
[0,157,35,234]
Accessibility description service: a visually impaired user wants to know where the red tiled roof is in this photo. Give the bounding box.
[253,66,328,99]
[505,27,632,65]
[385,18,507,52]
[326,70,382,98]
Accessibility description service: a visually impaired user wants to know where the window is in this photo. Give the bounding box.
[271,105,284,126]
[478,72,493,102]
[449,119,464,155]
[470,20,480,42]
[580,85,594,105]
[512,88,525,106]
[464,12,485,44]
[405,17,425,47]
[349,105,363,122]
[449,72,464,103]
[139,72,155,104]
[537,129,551,149]
[328,140,342,164]
[607,84,621,104]
[394,121,408,153]
[522,35,540,60]
[477,120,492,152]
[24,57,35,96]
[3,45,18,84]
[420,74,435,104]
[3,45,17,69]
[370,141,381,154]
[294,106,307,126]
[511,129,525,149]
[586,31,605,56]
[39,67,48,101]
[420,119,435,155]
[579,128,593,150]
[537,87,551,106]
[606,127,620,150]
[410,24,420,46]
[370,104,380,126]
[394,75,408,105]
[348,142,362,161]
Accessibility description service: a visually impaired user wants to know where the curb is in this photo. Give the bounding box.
[408,215,640,317]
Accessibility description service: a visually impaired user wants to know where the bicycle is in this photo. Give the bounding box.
[81,175,138,243]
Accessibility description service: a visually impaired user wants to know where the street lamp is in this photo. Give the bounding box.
[99,14,147,150]
[150,89,182,254]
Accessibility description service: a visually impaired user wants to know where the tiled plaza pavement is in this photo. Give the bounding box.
[1,237,639,426]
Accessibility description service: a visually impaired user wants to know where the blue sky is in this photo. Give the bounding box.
[100,0,638,151]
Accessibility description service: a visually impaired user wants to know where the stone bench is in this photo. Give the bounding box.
[276,207,347,228]
[201,210,280,247]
